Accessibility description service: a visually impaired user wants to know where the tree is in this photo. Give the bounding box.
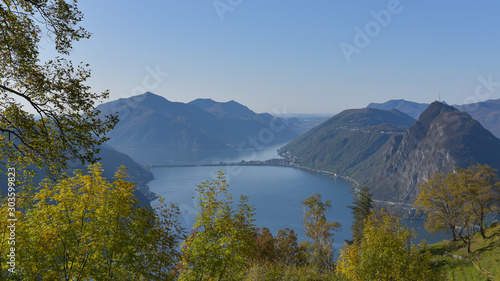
[0,0,117,179]
[275,228,306,267]
[457,164,500,239]
[347,186,373,244]
[301,193,340,272]
[179,171,256,281]
[0,164,184,280]
[252,227,306,268]
[337,209,441,281]
[142,198,186,281]
[252,227,276,265]
[416,165,500,253]
[415,172,464,241]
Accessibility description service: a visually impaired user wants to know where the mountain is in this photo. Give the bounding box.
[367,98,500,139]
[354,102,500,202]
[278,108,416,174]
[281,102,500,204]
[97,92,301,164]
[189,98,273,121]
[367,99,429,119]
[454,98,500,139]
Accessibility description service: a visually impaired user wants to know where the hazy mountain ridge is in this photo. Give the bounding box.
[189,98,273,121]
[454,99,500,139]
[367,99,430,119]
[280,102,500,204]
[97,92,302,164]
[278,108,416,175]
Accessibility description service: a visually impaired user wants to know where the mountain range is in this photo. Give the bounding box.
[280,102,500,203]
[93,93,500,205]
[97,92,302,164]
[368,98,500,139]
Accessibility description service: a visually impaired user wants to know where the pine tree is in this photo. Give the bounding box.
[347,186,373,245]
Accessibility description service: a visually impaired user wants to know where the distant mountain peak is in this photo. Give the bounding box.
[367,99,430,119]
[417,101,458,124]
[96,94,301,164]
[323,107,416,130]
[189,98,216,107]
[189,98,258,119]
[121,92,179,113]
[134,91,162,99]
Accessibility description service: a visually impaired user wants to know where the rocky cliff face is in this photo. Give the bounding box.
[354,102,500,203]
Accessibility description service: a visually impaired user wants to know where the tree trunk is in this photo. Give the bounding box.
[480,226,486,239]
[450,225,457,241]
[479,210,486,239]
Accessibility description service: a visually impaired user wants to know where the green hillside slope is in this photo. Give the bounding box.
[429,223,500,280]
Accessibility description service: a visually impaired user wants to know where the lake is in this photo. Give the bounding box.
[149,165,355,249]
[148,144,448,252]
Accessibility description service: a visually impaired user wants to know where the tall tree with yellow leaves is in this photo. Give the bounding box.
[0,164,184,280]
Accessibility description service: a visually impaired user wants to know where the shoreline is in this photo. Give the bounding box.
[143,159,421,213]
[142,158,361,198]
[143,159,360,187]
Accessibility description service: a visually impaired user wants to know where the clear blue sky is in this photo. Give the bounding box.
[59,0,500,114]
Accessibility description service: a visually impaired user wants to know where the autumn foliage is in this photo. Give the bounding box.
[0,164,184,280]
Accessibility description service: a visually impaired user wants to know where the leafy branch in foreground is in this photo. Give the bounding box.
[0,0,117,180]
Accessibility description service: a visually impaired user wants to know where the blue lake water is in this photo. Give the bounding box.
[149,165,355,249]
[148,145,449,253]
